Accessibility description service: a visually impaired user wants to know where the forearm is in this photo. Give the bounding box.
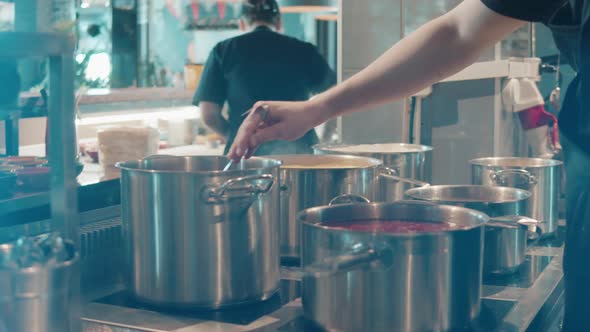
[311,0,524,122]
[199,102,230,137]
[203,115,230,137]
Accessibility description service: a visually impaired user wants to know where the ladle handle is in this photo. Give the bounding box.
[379,166,430,188]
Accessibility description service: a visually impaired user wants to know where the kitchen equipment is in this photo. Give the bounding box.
[313,143,432,201]
[98,126,159,170]
[470,157,562,237]
[117,155,281,308]
[299,201,487,332]
[484,216,541,275]
[405,185,531,219]
[0,239,78,332]
[405,185,538,275]
[268,154,382,261]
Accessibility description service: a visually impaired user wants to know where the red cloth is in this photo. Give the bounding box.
[517,104,560,148]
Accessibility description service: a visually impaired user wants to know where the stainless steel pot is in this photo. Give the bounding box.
[470,157,562,238]
[404,185,531,218]
[267,154,382,261]
[117,155,281,308]
[313,143,432,201]
[404,185,537,275]
[299,201,487,332]
[0,241,78,332]
[484,216,541,275]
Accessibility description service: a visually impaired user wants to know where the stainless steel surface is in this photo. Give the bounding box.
[117,156,281,308]
[81,224,565,332]
[405,185,531,219]
[299,201,486,332]
[470,157,562,237]
[0,242,78,332]
[484,216,535,275]
[405,185,535,275]
[313,143,432,202]
[268,154,382,260]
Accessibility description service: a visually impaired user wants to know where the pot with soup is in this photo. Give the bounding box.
[267,154,383,263]
[298,201,487,332]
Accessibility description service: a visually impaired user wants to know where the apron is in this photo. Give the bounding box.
[549,2,590,330]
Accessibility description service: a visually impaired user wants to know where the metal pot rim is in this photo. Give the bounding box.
[115,155,282,175]
[469,157,563,168]
[267,154,383,170]
[313,143,433,155]
[405,185,532,204]
[297,201,488,237]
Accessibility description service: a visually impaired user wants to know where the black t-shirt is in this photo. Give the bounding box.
[482,0,589,152]
[193,26,336,154]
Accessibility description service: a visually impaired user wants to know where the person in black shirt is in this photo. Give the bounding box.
[193,0,335,155]
[229,1,589,330]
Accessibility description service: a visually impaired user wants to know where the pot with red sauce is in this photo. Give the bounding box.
[298,201,487,332]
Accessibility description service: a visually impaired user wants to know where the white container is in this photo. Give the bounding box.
[97,126,159,170]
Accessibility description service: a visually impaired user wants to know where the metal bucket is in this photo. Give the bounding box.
[470,157,562,238]
[268,154,382,262]
[299,201,486,332]
[0,242,78,332]
[117,155,282,308]
[313,143,432,202]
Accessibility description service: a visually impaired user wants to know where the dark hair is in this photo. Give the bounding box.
[241,0,280,25]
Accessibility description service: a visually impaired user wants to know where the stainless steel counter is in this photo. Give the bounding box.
[80,222,566,332]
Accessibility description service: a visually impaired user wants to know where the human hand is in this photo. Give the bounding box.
[228,100,324,161]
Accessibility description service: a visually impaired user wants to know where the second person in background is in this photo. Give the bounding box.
[193,0,336,155]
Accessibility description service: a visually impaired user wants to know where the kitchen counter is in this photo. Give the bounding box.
[81,224,566,332]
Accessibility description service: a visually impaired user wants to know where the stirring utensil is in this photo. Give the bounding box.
[222,159,233,171]
[222,151,248,171]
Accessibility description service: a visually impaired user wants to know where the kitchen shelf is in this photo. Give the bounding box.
[0,31,78,244]
[0,32,74,57]
[0,191,50,216]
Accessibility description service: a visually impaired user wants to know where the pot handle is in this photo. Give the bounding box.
[329,194,371,206]
[303,243,393,278]
[379,166,430,188]
[488,216,544,241]
[203,174,274,202]
[490,169,538,186]
[517,216,544,242]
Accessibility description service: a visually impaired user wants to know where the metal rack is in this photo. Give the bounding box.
[0,31,78,245]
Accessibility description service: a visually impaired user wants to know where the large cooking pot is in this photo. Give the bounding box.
[470,157,562,238]
[117,155,281,308]
[313,143,432,201]
[267,154,382,262]
[299,201,487,332]
[405,185,539,275]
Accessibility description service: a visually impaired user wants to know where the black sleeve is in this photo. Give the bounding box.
[192,45,227,106]
[306,44,337,95]
[481,0,567,22]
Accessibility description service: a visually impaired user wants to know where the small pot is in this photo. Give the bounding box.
[484,216,542,275]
